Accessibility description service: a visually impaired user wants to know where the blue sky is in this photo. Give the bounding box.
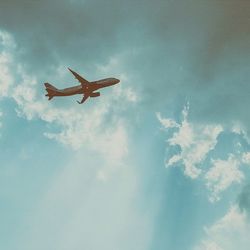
[1,1,250,249]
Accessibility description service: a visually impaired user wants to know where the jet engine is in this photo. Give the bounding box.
[90,92,100,97]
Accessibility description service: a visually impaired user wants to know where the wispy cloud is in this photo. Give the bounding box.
[157,104,223,179]
[0,30,15,97]
[18,148,154,250]
[205,155,244,202]
[194,241,223,250]
[157,104,250,202]
[194,206,250,250]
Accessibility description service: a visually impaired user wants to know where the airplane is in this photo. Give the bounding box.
[44,68,120,104]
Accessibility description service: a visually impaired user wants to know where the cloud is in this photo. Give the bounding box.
[18,151,154,250]
[158,104,223,179]
[0,30,15,97]
[205,155,244,202]
[156,112,179,129]
[242,153,250,165]
[194,241,223,250]
[194,206,250,250]
[158,104,250,202]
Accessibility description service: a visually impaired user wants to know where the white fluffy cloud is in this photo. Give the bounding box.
[194,206,250,250]
[157,104,223,179]
[205,155,244,202]
[157,105,250,202]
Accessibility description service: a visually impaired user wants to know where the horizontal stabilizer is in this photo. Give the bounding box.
[90,92,100,97]
[44,82,58,100]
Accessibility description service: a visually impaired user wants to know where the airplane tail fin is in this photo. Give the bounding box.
[44,82,58,100]
[44,82,58,90]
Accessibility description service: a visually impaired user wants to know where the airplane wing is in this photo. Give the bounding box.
[77,94,89,104]
[68,68,89,86]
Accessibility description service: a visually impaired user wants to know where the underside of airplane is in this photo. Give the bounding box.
[44,68,120,104]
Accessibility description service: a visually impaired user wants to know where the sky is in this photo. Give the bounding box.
[0,0,250,249]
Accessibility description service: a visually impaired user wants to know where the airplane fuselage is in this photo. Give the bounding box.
[54,78,119,96]
[45,68,120,104]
